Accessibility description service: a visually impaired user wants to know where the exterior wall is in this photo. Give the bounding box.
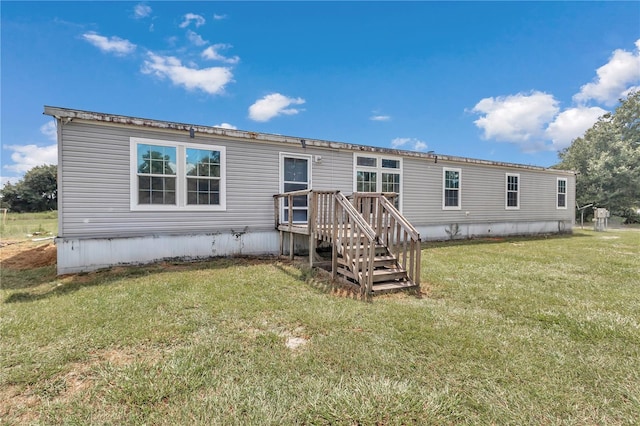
[55,117,575,274]
[402,157,575,227]
[58,120,354,239]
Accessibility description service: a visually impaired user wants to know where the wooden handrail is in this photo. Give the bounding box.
[273,189,313,199]
[332,192,376,296]
[377,195,420,240]
[352,193,421,287]
[334,193,377,242]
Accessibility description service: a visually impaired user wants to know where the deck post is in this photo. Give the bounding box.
[288,194,294,259]
[309,191,316,268]
[331,194,338,280]
[415,238,421,287]
[289,232,294,260]
[274,195,280,230]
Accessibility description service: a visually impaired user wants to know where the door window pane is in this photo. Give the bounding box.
[284,158,308,182]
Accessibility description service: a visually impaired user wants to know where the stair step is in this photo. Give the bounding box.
[372,280,418,293]
[338,254,397,267]
[341,244,388,255]
[372,268,408,282]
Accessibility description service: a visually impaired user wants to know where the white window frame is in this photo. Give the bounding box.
[442,167,462,210]
[505,173,520,210]
[130,137,226,211]
[279,152,312,224]
[557,177,568,209]
[352,153,403,211]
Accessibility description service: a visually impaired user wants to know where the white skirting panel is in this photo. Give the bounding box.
[56,230,281,275]
[56,220,573,274]
[415,220,573,241]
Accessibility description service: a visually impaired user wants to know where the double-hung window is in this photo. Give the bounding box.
[136,144,177,205]
[506,173,520,209]
[557,178,567,209]
[443,168,461,209]
[354,154,402,209]
[131,137,226,211]
[186,148,221,206]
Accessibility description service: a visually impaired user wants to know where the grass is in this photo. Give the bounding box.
[1,229,639,424]
[0,211,58,240]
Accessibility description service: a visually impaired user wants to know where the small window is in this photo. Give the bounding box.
[382,172,400,208]
[506,173,519,209]
[382,159,400,169]
[557,178,567,209]
[356,156,377,167]
[356,171,377,192]
[443,168,461,209]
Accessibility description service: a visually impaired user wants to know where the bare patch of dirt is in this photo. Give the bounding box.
[0,241,56,270]
[0,384,41,423]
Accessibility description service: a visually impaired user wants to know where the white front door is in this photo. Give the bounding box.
[280,154,311,223]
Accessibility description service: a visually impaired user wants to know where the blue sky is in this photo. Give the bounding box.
[2,1,639,185]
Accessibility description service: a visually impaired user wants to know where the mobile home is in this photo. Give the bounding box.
[45,106,575,288]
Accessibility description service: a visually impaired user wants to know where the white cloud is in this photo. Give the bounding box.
[370,115,391,121]
[179,13,205,28]
[202,44,240,64]
[472,91,560,144]
[213,14,228,20]
[40,121,57,141]
[248,93,306,122]
[469,41,640,153]
[545,106,607,150]
[391,138,410,148]
[187,30,208,46]
[141,52,233,95]
[134,3,152,19]
[214,122,237,130]
[391,137,427,151]
[414,141,428,151]
[82,32,136,56]
[3,144,58,174]
[574,39,640,106]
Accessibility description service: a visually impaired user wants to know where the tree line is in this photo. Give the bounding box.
[555,91,640,222]
[0,164,57,212]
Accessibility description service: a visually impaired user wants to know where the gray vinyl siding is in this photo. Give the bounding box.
[402,158,574,225]
[59,121,356,238]
[59,119,574,239]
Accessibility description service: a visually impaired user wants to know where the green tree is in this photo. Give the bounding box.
[0,164,57,212]
[556,91,640,221]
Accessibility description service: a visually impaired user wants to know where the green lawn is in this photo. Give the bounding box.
[1,229,639,425]
[0,211,58,240]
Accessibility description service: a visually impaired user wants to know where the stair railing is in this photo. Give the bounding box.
[331,192,377,296]
[352,193,421,286]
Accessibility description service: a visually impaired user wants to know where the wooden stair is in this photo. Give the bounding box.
[334,233,418,295]
[275,190,421,299]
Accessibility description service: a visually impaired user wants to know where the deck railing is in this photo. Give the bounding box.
[352,193,421,286]
[273,189,312,234]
